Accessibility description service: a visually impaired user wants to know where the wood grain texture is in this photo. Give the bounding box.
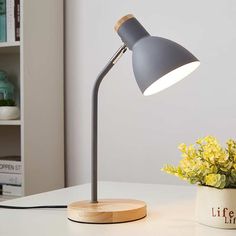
[114,14,134,32]
[67,199,147,223]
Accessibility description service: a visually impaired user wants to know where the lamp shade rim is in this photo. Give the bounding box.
[143,60,200,96]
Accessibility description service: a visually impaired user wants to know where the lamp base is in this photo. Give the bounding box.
[67,199,147,224]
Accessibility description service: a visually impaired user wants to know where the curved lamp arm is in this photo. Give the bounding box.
[91,44,127,203]
[68,15,200,224]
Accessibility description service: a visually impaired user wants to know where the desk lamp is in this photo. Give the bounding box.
[67,14,200,224]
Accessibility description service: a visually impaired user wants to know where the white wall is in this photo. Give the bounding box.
[65,0,236,186]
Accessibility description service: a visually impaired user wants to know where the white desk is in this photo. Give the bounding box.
[0,182,234,236]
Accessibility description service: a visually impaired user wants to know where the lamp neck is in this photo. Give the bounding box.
[91,44,127,203]
[117,17,150,50]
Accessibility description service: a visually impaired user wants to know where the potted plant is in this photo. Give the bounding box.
[162,136,236,229]
[0,99,20,120]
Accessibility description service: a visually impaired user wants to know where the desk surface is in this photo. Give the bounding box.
[0,182,234,236]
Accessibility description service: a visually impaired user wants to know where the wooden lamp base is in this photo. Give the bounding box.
[67,199,147,224]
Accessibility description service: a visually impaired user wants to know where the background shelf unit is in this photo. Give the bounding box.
[0,42,20,47]
[0,126,20,157]
[0,120,21,125]
[0,0,64,201]
[0,43,20,54]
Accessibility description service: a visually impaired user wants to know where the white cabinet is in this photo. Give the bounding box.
[0,0,64,200]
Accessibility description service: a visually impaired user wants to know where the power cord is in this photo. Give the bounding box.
[0,205,67,209]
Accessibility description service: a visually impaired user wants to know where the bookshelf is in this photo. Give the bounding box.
[0,120,21,125]
[0,41,20,47]
[0,0,64,200]
[0,42,20,53]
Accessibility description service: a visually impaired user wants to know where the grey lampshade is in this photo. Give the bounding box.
[115,15,200,96]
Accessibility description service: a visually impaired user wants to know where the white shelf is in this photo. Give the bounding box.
[0,120,21,126]
[0,42,20,54]
[0,0,64,197]
[0,41,20,48]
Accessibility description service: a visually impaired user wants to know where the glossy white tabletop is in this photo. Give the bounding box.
[0,182,234,236]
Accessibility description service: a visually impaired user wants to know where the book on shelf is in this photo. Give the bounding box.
[14,0,20,41]
[0,184,21,196]
[0,172,22,185]
[0,155,21,174]
[0,0,20,43]
[0,194,18,201]
[0,0,6,42]
[0,156,22,194]
[6,0,15,42]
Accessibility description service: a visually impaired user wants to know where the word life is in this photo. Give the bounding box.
[212,207,236,224]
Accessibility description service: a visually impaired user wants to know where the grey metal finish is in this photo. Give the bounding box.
[90,15,199,203]
[91,45,127,203]
[117,16,199,94]
[132,36,199,93]
[117,18,150,50]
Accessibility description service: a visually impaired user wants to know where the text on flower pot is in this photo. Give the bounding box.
[212,207,236,224]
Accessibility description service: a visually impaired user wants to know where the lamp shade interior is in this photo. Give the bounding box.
[143,61,200,96]
[132,36,200,95]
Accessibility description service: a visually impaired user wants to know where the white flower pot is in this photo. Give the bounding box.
[196,185,236,229]
[0,106,20,120]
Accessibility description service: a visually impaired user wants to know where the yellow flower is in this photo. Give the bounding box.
[162,136,236,188]
[205,174,226,189]
[178,143,187,152]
